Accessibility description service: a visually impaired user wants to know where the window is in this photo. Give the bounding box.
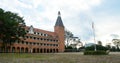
[50,39,52,42]
[30,42,32,45]
[46,34,48,36]
[37,38,39,40]
[26,42,28,45]
[34,32,36,34]
[40,43,43,46]
[50,44,52,46]
[37,33,39,35]
[47,44,49,46]
[30,36,32,39]
[39,33,41,35]
[56,44,58,46]
[53,44,55,46]
[44,34,46,36]
[41,38,43,40]
[26,36,29,39]
[44,38,46,41]
[22,41,24,44]
[47,39,49,41]
[34,37,36,40]
[41,33,43,36]
[44,43,46,46]
[33,43,36,45]
[56,40,58,42]
[37,43,39,45]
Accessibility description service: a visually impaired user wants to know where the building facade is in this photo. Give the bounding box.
[0,11,65,53]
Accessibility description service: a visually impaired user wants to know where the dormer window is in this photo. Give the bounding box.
[28,25,34,34]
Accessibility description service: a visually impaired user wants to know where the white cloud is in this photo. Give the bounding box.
[3,0,118,46]
[91,13,120,45]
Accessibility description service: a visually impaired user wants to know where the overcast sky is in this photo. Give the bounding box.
[0,0,120,45]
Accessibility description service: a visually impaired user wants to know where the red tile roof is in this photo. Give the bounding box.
[25,26,58,38]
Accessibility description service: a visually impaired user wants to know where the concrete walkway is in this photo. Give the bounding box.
[110,52,120,54]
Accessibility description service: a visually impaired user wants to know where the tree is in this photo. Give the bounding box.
[97,41,102,46]
[65,46,73,49]
[112,39,120,51]
[111,46,116,52]
[65,29,73,46]
[0,8,26,52]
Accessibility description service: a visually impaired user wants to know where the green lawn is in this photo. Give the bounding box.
[0,52,120,63]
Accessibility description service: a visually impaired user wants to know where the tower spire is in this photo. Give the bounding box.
[55,11,64,27]
[58,11,61,16]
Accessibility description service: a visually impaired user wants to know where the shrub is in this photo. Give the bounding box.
[85,45,108,51]
[84,50,109,55]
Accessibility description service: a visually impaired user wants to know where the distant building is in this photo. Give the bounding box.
[0,11,65,53]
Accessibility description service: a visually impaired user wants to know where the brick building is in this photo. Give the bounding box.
[0,11,65,53]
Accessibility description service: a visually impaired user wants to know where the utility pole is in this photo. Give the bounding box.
[92,22,96,51]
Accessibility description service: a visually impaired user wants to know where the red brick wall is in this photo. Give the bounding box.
[54,26,65,52]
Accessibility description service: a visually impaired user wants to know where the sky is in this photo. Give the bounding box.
[0,0,120,46]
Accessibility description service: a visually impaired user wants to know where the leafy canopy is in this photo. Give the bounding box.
[0,8,26,44]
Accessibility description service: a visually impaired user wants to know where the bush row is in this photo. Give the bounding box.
[84,50,109,55]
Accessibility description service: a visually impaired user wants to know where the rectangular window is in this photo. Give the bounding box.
[22,41,24,44]
[34,32,36,34]
[37,38,39,40]
[37,33,39,35]
[34,37,36,40]
[37,43,39,45]
[30,42,32,45]
[44,44,46,46]
[26,36,28,38]
[26,42,28,45]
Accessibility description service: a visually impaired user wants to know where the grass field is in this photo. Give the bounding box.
[0,52,120,63]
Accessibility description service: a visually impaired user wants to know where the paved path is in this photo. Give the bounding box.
[110,52,120,54]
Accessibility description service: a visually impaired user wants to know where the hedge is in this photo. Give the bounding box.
[84,50,109,55]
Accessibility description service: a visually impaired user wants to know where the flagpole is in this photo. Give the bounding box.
[92,22,96,51]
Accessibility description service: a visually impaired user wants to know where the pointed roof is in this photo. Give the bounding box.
[55,11,64,27]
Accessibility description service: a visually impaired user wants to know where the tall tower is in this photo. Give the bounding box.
[54,11,65,52]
